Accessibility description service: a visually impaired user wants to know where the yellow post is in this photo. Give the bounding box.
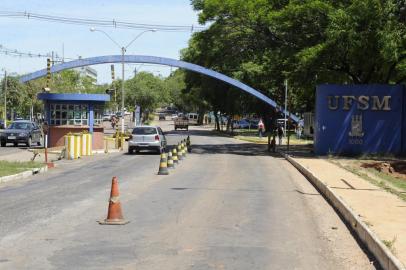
[74,133,81,159]
[64,133,75,160]
[81,133,92,156]
[104,137,109,154]
[115,131,119,149]
[120,134,124,151]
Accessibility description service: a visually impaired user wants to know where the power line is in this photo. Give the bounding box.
[0,44,73,62]
[0,11,206,33]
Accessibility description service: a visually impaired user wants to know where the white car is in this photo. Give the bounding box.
[102,114,112,121]
[171,114,178,120]
[128,126,167,154]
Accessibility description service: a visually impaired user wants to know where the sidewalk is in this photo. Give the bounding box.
[281,146,406,268]
[0,148,61,163]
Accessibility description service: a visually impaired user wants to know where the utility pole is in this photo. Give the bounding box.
[121,47,125,133]
[62,43,65,63]
[284,79,288,137]
[3,70,7,125]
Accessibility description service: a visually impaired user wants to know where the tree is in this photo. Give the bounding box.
[186,0,406,121]
[125,72,167,119]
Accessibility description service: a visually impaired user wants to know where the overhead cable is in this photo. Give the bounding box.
[0,11,206,32]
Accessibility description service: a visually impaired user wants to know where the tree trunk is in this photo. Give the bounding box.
[226,116,231,133]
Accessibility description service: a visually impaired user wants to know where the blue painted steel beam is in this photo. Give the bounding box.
[20,55,299,122]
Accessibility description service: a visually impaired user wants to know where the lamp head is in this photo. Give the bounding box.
[90,27,96,32]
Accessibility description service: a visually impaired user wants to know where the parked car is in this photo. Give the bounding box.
[128,126,167,154]
[248,119,259,129]
[116,112,123,118]
[102,114,112,121]
[171,114,178,120]
[0,120,4,129]
[232,119,250,129]
[0,120,42,147]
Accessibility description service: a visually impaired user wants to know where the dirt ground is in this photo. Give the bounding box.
[360,160,406,180]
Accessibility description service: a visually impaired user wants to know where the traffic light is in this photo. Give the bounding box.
[46,58,51,88]
[111,65,115,80]
[105,89,115,95]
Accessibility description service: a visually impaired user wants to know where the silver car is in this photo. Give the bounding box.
[128,126,167,154]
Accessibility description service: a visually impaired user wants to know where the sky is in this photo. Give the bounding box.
[0,0,202,84]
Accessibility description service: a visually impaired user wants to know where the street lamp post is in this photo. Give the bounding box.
[90,27,156,133]
[3,70,7,126]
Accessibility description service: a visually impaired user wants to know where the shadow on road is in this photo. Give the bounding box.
[165,128,231,138]
[191,143,281,157]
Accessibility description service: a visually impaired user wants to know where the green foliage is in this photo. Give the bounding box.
[125,71,167,114]
[183,0,406,116]
[0,160,42,177]
[0,69,108,119]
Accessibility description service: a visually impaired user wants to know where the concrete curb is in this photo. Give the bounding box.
[92,149,121,154]
[0,166,48,184]
[279,151,406,270]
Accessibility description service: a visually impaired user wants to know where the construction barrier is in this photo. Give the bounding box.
[81,133,92,156]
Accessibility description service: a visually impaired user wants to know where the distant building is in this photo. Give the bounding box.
[74,66,98,82]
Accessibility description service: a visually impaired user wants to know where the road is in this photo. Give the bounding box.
[0,123,377,269]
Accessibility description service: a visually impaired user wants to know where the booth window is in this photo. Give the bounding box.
[50,104,89,125]
[94,105,103,125]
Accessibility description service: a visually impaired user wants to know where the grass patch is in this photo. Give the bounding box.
[233,129,313,145]
[234,136,268,144]
[365,167,406,192]
[329,160,406,202]
[383,236,397,254]
[0,161,42,177]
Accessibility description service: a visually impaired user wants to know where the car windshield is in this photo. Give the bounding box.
[132,127,157,135]
[8,122,31,130]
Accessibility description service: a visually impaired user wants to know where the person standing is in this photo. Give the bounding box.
[277,125,284,145]
[258,119,265,138]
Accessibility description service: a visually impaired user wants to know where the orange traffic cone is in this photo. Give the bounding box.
[98,176,129,225]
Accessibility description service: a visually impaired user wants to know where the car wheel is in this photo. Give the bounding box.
[0,141,5,147]
[26,137,32,147]
[128,148,134,154]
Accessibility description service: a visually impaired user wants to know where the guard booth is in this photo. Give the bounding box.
[37,93,110,150]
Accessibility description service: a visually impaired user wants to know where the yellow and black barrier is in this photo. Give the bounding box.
[158,152,169,175]
[167,149,175,169]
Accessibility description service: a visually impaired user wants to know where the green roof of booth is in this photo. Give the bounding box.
[37,93,110,102]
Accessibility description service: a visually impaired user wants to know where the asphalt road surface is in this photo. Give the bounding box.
[0,124,377,269]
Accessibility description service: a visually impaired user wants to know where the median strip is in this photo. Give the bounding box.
[0,160,47,183]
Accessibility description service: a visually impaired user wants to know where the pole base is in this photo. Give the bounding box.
[46,162,55,169]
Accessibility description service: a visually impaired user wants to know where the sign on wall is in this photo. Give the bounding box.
[315,84,405,155]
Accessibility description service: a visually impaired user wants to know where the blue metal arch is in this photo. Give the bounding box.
[20,55,299,122]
